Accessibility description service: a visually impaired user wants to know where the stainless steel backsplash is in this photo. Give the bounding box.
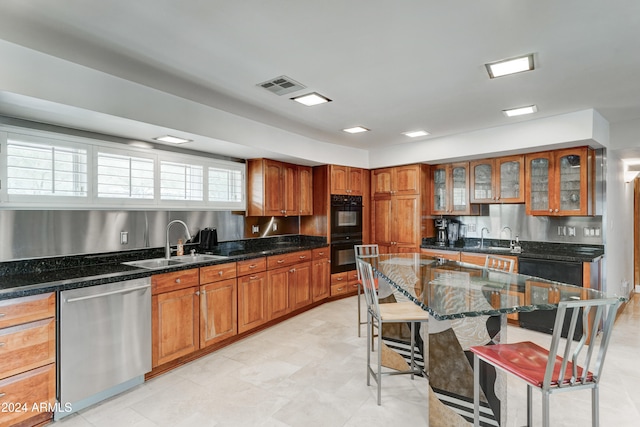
[0,210,300,261]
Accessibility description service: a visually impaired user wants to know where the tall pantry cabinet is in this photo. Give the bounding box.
[371,164,431,253]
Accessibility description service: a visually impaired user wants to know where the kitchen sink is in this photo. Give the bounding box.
[123,254,229,270]
[122,258,186,269]
[172,254,229,263]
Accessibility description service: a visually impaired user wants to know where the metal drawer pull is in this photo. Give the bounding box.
[0,392,5,398]
[277,259,285,263]
[250,275,258,280]
[249,264,257,269]
[299,255,306,259]
[176,278,181,283]
[218,271,223,276]
[0,342,5,347]
[65,284,151,303]
[0,313,5,317]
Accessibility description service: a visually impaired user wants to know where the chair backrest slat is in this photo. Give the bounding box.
[354,244,379,281]
[484,255,515,273]
[542,297,621,390]
[356,258,381,318]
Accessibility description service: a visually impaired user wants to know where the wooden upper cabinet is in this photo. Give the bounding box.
[525,146,594,216]
[247,159,313,216]
[372,164,421,197]
[330,165,363,195]
[470,155,524,204]
[431,162,478,215]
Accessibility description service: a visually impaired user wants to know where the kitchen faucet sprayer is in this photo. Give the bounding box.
[165,220,192,259]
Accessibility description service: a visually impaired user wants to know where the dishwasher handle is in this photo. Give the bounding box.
[64,284,151,303]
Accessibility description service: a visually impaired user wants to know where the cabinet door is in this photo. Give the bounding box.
[152,286,199,367]
[0,364,56,427]
[267,267,291,320]
[556,147,590,215]
[348,167,363,195]
[525,152,553,215]
[449,162,471,214]
[200,279,237,348]
[431,165,448,214]
[393,195,420,251]
[237,272,268,333]
[291,262,312,309]
[312,258,330,301]
[298,166,313,215]
[372,196,393,246]
[496,155,524,203]
[264,160,284,216]
[372,168,393,196]
[393,164,421,195]
[330,165,349,195]
[470,159,495,203]
[283,162,299,216]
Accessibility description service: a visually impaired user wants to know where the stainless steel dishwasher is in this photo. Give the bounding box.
[57,277,151,418]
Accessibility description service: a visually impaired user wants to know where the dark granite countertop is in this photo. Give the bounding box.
[421,238,604,263]
[0,235,327,300]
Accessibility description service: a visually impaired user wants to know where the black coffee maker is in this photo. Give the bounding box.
[434,218,448,246]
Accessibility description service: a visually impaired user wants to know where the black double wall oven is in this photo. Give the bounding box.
[330,195,363,274]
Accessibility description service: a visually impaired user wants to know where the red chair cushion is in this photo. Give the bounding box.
[358,278,379,290]
[470,341,592,388]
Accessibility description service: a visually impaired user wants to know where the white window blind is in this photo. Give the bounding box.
[6,137,88,197]
[160,160,203,201]
[208,166,243,203]
[97,151,154,199]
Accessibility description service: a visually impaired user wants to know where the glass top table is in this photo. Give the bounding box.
[362,253,612,321]
[359,253,620,426]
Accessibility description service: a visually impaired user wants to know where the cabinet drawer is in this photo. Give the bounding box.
[421,248,460,261]
[347,270,359,284]
[331,272,349,286]
[267,250,312,269]
[0,318,56,380]
[0,293,55,329]
[0,364,56,426]
[331,282,351,296]
[200,262,237,284]
[311,247,330,260]
[237,257,266,276]
[152,268,199,295]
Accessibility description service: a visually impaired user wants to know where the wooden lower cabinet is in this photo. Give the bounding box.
[291,262,312,310]
[0,293,56,427]
[331,270,359,296]
[268,266,291,320]
[311,248,330,301]
[200,278,237,348]
[237,271,268,333]
[152,286,200,367]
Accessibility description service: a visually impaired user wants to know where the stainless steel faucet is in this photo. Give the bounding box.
[501,226,513,241]
[165,220,192,259]
[480,227,490,249]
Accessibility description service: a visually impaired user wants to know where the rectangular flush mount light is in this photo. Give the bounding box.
[343,126,369,134]
[486,54,534,78]
[502,105,538,117]
[402,130,430,138]
[291,92,332,106]
[154,135,192,144]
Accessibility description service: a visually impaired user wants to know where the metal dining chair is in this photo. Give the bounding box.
[471,297,621,427]
[484,254,515,272]
[357,258,429,405]
[354,244,379,337]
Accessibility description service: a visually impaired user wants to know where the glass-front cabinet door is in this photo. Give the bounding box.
[497,155,525,203]
[431,165,448,214]
[469,160,494,203]
[556,147,590,215]
[525,152,552,215]
[450,163,470,214]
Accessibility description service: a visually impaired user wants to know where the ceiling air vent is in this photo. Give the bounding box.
[258,75,306,96]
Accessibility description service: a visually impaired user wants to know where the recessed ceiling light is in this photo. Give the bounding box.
[486,54,534,78]
[154,135,192,144]
[343,126,370,134]
[502,105,538,117]
[402,130,430,138]
[291,92,332,106]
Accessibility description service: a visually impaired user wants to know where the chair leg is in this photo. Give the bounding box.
[473,354,480,427]
[366,312,371,387]
[357,283,362,337]
[527,385,533,427]
[377,319,383,405]
[592,386,599,427]
[542,391,550,427]
[410,322,415,380]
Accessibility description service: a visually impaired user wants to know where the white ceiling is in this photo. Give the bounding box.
[1,0,640,163]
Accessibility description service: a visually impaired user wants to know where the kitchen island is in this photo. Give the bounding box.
[362,253,620,426]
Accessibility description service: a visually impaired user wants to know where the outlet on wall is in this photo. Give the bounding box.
[120,231,128,245]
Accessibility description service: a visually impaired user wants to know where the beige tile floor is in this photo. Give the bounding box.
[54,295,640,427]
